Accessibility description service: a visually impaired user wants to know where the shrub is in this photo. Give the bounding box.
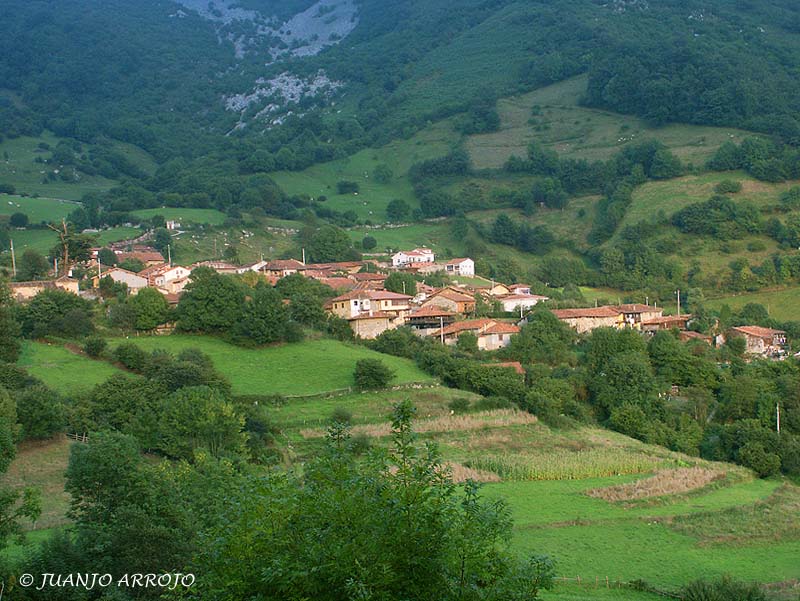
[336,180,359,194]
[331,406,353,425]
[361,235,377,250]
[14,385,65,440]
[448,397,471,414]
[83,336,108,358]
[714,180,742,194]
[350,433,371,455]
[113,343,148,372]
[472,396,512,411]
[353,359,395,390]
[681,577,766,601]
[738,442,781,477]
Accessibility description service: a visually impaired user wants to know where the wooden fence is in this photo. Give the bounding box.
[553,576,681,598]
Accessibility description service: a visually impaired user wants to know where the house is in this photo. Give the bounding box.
[641,314,692,333]
[115,249,165,267]
[311,261,365,275]
[422,287,476,315]
[508,284,532,296]
[484,283,511,297]
[729,326,787,357]
[261,259,307,278]
[392,248,435,267]
[444,258,475,277]
[8,277,80,302]
[165,220,181,230]
[327,290,412,320]
[433,319,520,351]
[347,312,395,340]
[93,267,148,293]
[497,293,550,314]
[191,261,241,275]
[614,304,664,329]
[406,304,456,335]
[551,307,624,334]
[350,272,387,286]
[237,260,269,274]
[138,264,192,288]
[679,331,713,345]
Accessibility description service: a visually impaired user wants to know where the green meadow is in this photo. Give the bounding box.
[0,195,79,223]
[17,342,125,395]
[706,288,800,322]
[131,207,227,225]
[108,335,434,396]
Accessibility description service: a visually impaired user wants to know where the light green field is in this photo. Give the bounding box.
[705,287,800,322]
[0,195,79,223]
[0,132,117,200]
[132,208,227,225]
[270,121,458,221]
[95,226,143,245]
[466,76,758,169]
[171,225,299,265]
[348,222,450,254]
[5,228,58,254]
[267,385,798,589]
[109,335,434,396]
[17,342,125,395]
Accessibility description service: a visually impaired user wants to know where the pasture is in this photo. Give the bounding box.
[466,75,758,169]
[705,287,800,322]
[270,121,457,221]
[107,335,434,396]
[132,207,227,225]
[0,195,79,223]
[17,342,125,395]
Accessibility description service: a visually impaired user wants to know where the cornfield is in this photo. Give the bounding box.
[586,467,726,502]
[467,449,661,481]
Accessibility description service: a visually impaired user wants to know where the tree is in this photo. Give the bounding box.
[361,234,377,250]
[386,198,410,222]
[233,284,289,345]
[97,247,118,266]
[336,180,360,194]
[14,384,65,440]
[128,286,170,330]
[20,288,94,338]
[17,249,50,280]
[158,386,247,461]
[177,268,245,333]
[354,358,395,390]
[372,164,393,184]
[190,401,554,600]
[0,281,21,363]
[384,271,417,296]
[9,212,28,228]
[456,331,479,354]
[306,225,358,263]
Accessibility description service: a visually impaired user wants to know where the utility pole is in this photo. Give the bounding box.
[777,403,781,434]
[10,239,16,277]
[302,248,306,265]
[47,218,69,276]
[167,244,172,267]
[439,316,445,345]
[675,289,681,317]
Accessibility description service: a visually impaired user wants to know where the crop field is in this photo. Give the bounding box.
[466,76,758,169]
[705,287,800,322]
[131,208,227,225]
[0,194,79,223]
[270,121,457,221]
[0,132,117,200]
[266,385,799,590]
[17,342,125,395]
[107,335,434,397]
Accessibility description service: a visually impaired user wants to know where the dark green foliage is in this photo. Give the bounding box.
[672,196,762,239]
[177,268,245,334]
[128,286,170,330]
[19,288,94,339]
[0,282,21,363]
[372,164,393,184]
[97,247,118,266]
[505,311,577,366]
[305,225,359,263]
[16,250,50,281]
[9,212,28,228]
[113,343,148,372]
[13,385,65,440]
[354,358,395,390]
[369,327,423,359]
[681,577,767,601]
[233,284,291,346]
[83,336,108,358]
[190,402,554,600]
[361,234,377,250]
[714,179,742,194]
[384,271,417,296]
[386,198,411,222]
[448,397,471,414]
[336,180,360,194]
[331,406,353,425]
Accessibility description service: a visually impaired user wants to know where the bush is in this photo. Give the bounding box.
[14,385,65,440]
[362,235,377,250]
[113,343,148,372]
[472,396,512,411]
[448,397,471,414]
[331,406,353,425]
[336,180,360,194]
[83,336,108,358]
[737,441,781,477]
[714,180,742,194]
[353,359,395,390]
[681,576,766,601]
[350,433,371,455]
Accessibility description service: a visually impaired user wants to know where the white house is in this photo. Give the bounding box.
[498,294,550,313]
[392,248,435,268]
[95,267,148,293]
[444,258,474,277]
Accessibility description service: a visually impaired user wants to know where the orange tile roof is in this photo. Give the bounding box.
[642,315,692,326]
[332,290,412,302]
[552,307,621,319]
[408,305,456,318]
[731,325,786,338]
[615,304,662,313]
[437,319,519,337]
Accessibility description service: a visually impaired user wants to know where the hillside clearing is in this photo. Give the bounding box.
[17,341,125,395]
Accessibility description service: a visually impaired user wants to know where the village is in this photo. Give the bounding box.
[7,240,792,360]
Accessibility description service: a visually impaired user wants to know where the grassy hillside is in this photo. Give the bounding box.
[268,383,800,590]
[0,132,118,200]
[17,342,126,395]
[131,208,227,225]
[706,288,800,322]
[108,335,434,396]
[270,121,458,221]
[466,76,759,170]
[0,195,79,223]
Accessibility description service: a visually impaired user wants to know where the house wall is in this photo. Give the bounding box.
[350,317,392,339]
[561,315,621,334]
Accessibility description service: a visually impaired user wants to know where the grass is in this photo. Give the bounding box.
[347,222,451,254]
[705,287,800,322]
[131,208,228,225]
[5,225,143,256]
[466,75,759,169]
[0,437,72,530]
[270,120,457,221]
[0,131,117,200]
[108,335,434,396]
[0,194,79,223]
[586,467,726,502]
[16,341,125,395]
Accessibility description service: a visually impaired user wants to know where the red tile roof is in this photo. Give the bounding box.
[445,257,471,265]
[642,315,692,326]
[332,290,412,302]
[264,259,306,271]
[552,307,621,319]
[731,325,786,338]
[437,319,520,337]
[408,305,456,318]
[615,304,662,314]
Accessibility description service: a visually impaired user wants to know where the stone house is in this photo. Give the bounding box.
[92,268,148,294]
[9,277,80,302]
[551,307,624,334]
[729,326,787,357]
[422,287,476,315]
[433,318,520,351]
